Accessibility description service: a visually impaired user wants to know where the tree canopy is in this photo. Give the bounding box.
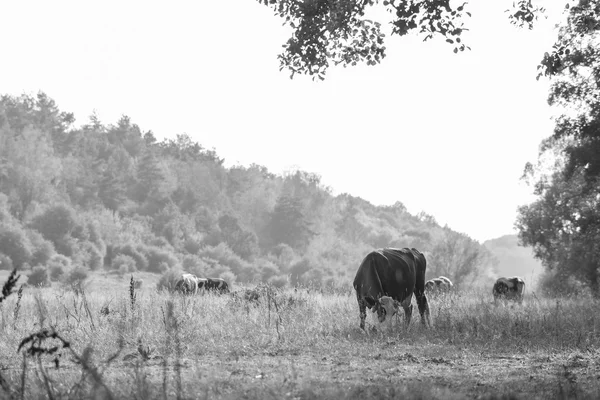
[516,0,600,295]
[258,0,549,79]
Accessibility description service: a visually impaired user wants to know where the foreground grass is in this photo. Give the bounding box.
[1,273,599,399]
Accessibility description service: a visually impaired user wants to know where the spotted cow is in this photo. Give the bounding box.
[174,273,200,295]
[204,277,230,294]
[353,248,431,330]
[493,276,525,303]
[426,276,453,293]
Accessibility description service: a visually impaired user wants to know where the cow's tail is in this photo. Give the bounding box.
[371,253,384,300]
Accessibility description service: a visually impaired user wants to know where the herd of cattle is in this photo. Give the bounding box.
[172,247,526,330]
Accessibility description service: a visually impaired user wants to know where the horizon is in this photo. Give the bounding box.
[0,0,565,243]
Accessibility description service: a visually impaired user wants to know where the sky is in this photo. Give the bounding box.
[0,0,566,243]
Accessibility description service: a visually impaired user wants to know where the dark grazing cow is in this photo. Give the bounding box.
[174,273,199,295]
[204,277,230,294]
[493,276,525,303]
[353,248,430,330]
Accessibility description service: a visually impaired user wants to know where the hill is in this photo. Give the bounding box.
[0,92,497,289]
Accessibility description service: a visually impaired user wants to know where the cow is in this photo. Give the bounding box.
[204,277,230,294]
[196,278,208,295]
[493,276,525,303]
[426,277,453,293]
[133,279,143,289]
[174,273,199,295]
[353,247,430,330]
[439,276,453,288]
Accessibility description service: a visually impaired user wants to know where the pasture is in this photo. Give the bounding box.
[1,271,600,399]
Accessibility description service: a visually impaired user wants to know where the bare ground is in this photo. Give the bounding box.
[3,341,599,399]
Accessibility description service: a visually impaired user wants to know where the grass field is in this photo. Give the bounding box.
[1,270,600,399]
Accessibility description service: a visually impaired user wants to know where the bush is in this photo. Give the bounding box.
[220,271,237,287]
[0,253,14,270]
[289,258,312,286]
[28,266,50,287]
[108,243,148,271]
[0,225,33,269]
[259,260,280,281]
[144,246,178,273]
[28,230,55,266]
[268,275,288,288]
[49,264,65,281]
[75,242,104,271]
[48,253,71,281]
[183,236,203,255]
[198,243,256,281]
[157,268,184,292]
[54,236,77,257]
[29,204,77,244]
[112,254,137,273]
[64,266,89,287]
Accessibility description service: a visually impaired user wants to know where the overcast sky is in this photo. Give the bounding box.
[0,0,564,243]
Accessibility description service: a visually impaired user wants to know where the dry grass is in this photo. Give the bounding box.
[1,270,600,399]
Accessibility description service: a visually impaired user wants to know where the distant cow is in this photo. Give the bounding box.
[439,276,453,288]
[493,276,525,303]
[133,279,143,289]
[196,278,208,294]
[425,277,453,293]
[204,277,230,294]
[174,273,199,295]
[353,248,430,330]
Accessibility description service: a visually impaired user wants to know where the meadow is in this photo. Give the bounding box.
[1,270,599,400]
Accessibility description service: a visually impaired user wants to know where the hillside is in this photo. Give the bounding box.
[484,234,543,289]
[0,92,498,289]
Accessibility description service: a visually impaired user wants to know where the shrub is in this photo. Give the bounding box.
[49,264,65,281]
[28,230,55,266]
[64,266,89,287]
[259,260,280,281]
[112,254,137,273]
[198,243,256,281]
[144,246,178,273]
[28,266,50,287]
[108,243,148,271]
[0,225,33,269]
[0,253,14,270]
[29,204,77,244]
[75,242,104,271]
[157,268,183,292]
[183,236,203,255]
[268,275,288,288]
[289,258,312,286]
[220,271,237,287]
[54,236,77,257]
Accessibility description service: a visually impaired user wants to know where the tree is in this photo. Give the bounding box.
[428,229,494,287]
[258,0,548,79]
[267,195,315,249]
[517,0,600,294]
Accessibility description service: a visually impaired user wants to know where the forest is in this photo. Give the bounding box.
[0,92,498,290]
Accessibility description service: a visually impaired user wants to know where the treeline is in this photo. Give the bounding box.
[0,92,497,289]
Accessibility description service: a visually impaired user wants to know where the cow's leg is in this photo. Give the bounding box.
[403,303,413,326]
[415,291,431,327]
[356,293,367,330]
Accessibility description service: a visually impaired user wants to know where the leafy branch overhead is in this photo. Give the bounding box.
[257,0,550,79]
